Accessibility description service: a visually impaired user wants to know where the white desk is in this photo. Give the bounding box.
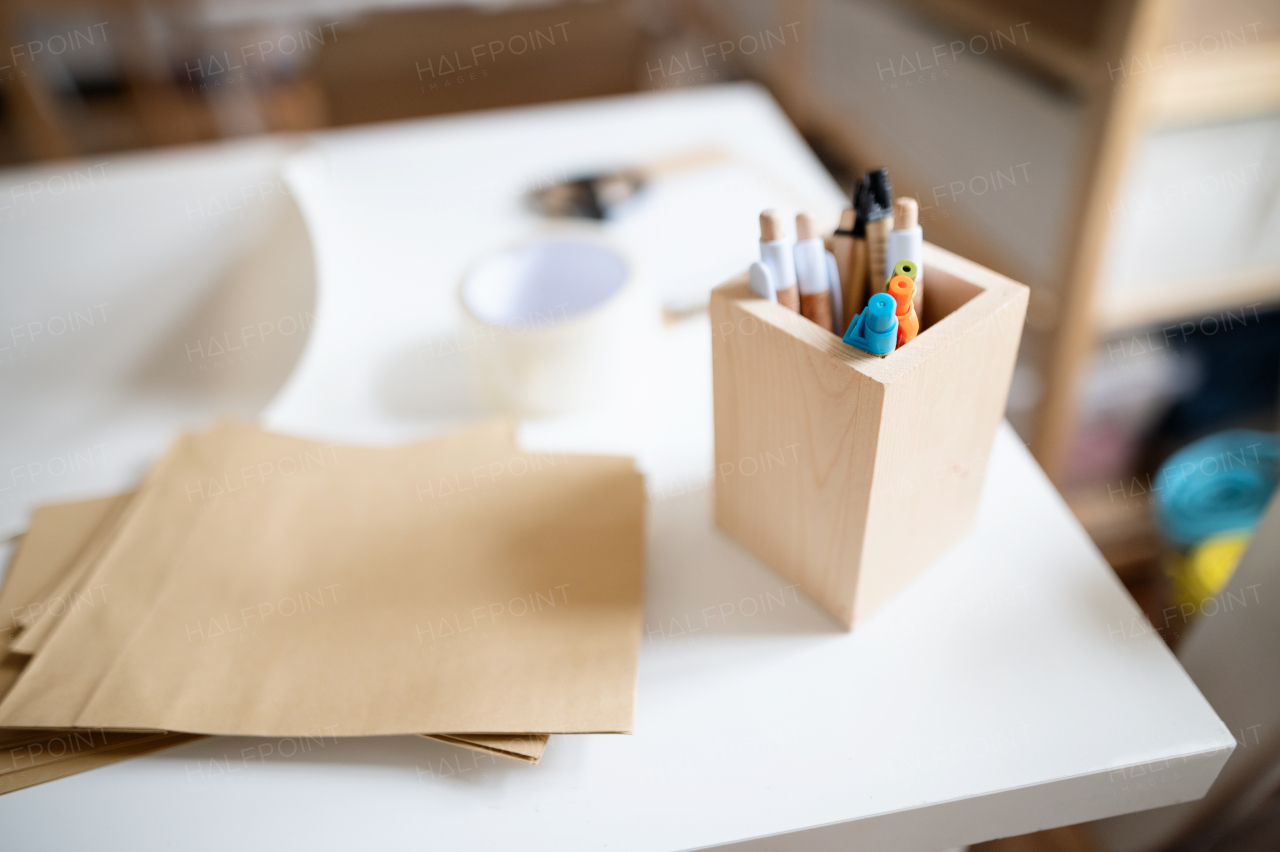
[0,84,1233,851]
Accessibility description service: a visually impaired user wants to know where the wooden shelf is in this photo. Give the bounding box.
[893,0,1105,94]
[1148,41,1280,126]
[1099,264,1280,332]
[896,0,1280,127]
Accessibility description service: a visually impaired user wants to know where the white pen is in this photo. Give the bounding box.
[794,212,833,331]
[886,197,923,314]
[759,209,798,312]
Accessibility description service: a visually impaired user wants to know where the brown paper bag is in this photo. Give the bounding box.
[0,734,202,796]
[0,496,198,793]
[9,494,133,655]
[0,483,554,793]
[2,495,124,628]
[7,492,548,763]
[2,486,546,778]
[0,421,644,737]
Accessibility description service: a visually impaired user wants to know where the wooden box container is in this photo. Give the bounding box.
[711,242,1028,628]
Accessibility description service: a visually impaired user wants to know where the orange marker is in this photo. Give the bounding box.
[886,274,919,348]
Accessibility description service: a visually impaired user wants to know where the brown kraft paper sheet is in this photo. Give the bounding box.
[0,420,643,739]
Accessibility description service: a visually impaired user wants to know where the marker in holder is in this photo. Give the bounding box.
[886,274,919,348]
[842,293,898,356]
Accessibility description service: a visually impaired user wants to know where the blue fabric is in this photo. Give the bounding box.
[1154,430,1279,549]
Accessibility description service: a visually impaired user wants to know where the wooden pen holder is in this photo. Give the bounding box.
[711,242,1028,628]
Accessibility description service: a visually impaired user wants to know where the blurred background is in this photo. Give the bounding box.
[1,0,1277,848]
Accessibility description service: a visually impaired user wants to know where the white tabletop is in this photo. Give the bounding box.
[0,84,1233,851]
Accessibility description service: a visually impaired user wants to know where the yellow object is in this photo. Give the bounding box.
[1169,530,1253,614]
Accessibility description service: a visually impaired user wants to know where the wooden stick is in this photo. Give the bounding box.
[846,239,868,327]
[637,146,732,181]
[830,208,860,334]
[866,215,894,297]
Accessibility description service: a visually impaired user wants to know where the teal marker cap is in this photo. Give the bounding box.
[843,293,898,356]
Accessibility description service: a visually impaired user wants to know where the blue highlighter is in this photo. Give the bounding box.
[842,293,899,356]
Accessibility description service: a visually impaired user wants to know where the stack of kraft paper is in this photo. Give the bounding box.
[0,419,645,794]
